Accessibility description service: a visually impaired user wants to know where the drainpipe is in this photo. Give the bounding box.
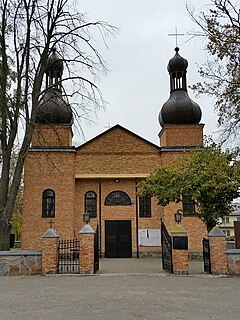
[99,178,102,258]
[135,178,139,258]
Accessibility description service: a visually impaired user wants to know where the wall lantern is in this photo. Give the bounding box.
[83,212,90,224]
[174,209,183,225]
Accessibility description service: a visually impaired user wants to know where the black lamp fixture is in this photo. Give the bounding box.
[174,209,183,224]
[83,212,90,224]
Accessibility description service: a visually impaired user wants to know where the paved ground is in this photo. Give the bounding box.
[99,258,204,274]
[0,258,240,320]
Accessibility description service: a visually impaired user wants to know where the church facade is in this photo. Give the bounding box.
[22,48,207,258]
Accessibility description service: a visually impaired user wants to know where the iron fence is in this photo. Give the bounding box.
[58,239,80,274]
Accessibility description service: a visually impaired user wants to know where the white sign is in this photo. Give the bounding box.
[138,229,161,246]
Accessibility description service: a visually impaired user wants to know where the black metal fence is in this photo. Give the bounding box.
[161,221,173,273]
[58,239,80,274]
[203,238,211,274]
[94,225,99,273]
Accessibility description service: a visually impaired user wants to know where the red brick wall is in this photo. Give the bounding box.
[159,124,204,147]
[79,232,95,274]
[163,203,207,253]
[172,249,189,275]
[23,123,207,255]
[74,178,162,256]
[22,150,75,250]
[158,123,207,253]
[41,237,58,273]
[32,124,73,147]
[75,127,161,175]
[209,236,228,275]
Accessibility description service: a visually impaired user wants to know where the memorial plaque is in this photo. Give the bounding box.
[173,236,188,250]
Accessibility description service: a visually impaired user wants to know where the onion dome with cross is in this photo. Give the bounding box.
[36,48,73,125]
[159,47,202,127]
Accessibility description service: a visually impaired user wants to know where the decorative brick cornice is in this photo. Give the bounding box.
[29,146,76,152]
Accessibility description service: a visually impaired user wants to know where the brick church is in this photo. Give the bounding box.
[22,47,207,258]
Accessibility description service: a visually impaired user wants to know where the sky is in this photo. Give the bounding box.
[73,0,218,146]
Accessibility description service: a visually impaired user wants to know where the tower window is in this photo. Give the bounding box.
[139,196,151,217]
[85,191,97,218]
[105,191,131,206]
[42,189,55,218]
[182,189,195,215]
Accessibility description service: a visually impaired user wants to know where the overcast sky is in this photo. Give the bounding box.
[73,0,217,146]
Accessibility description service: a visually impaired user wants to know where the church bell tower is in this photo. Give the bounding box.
[22,48,76,250]
[159,47,204,148]
[32,47,73,147]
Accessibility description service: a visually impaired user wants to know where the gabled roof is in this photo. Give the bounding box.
[76,124,160,151]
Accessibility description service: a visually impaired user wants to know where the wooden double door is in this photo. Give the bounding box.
[105,220,132,258]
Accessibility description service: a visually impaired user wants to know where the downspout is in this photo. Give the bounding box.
[99,178,102,258]
[135,178,139,258]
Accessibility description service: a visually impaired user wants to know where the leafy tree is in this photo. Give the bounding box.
[186,0,240,140]
[0,0,116,250]
[139,143,240,231]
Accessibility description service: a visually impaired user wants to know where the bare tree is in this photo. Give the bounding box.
[186,0,240,142]
[0,0,116,250]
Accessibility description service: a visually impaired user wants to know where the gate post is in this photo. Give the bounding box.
[79,224,96,274]
[171,224,189,275]
[42,228,59,274]
[234,221,240,249]
[208,226,228,275]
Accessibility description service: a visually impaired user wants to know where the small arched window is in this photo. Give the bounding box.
[85,191,97,218]
[42,189,55,218]
[105,191,131,206]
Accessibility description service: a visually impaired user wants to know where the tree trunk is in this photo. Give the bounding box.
[0,216,11,251]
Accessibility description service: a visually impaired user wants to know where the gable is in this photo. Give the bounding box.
[75,125,161,176]
[76,125,160,154]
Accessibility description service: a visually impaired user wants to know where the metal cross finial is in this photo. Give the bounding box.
[49,219,54,229]
[105,122,111,129]
[168,27,184,47]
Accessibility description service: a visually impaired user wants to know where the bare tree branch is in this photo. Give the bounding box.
[0,0,117,249]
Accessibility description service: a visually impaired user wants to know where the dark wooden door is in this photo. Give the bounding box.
[105,220,132,258]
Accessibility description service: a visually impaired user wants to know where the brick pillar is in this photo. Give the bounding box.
[171,224,189,275]
[42,228,59,274]
[208,226,228,275]
[79,224,95,274]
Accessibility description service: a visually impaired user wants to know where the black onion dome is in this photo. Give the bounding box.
[36,88,73,124]
[159,47,202,127]
[159,90,202,126]
[36,48,73,125]
[45,47,63,73]
[167,47,188,73]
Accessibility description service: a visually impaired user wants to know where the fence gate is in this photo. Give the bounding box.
[58,239,80,274]
[203,238,211,274]
[94,225,99,273]
[161,221,173,273]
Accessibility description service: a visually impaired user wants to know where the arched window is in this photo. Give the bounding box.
[85,191,97,218]
[42,189,55,218]
[105,191,131,206]
[139,196,151,217]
